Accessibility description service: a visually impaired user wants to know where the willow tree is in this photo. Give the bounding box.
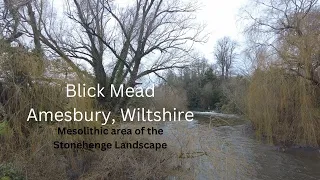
[243,0,320,146]
[243,0,320,86]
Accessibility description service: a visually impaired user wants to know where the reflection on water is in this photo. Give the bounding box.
[161,114,320,180]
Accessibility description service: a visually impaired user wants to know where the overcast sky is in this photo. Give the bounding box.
[50,0,250,84]
[55,0,249,62]
[195,0,248,61]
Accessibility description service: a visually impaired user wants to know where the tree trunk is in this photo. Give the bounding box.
[93,61,108,105]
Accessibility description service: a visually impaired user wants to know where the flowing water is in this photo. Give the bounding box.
[161,112,320,180]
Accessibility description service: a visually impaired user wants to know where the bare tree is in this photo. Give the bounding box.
[0,0,205,110]
[242,0,320,86]
[214,36,237,79]
[7,0,203,110]
[0,0,27,43]
[0,0,46,87]
[57,0,204,110]
[99,0,204,110]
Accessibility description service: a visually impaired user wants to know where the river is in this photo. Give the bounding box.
[159,112,320,180]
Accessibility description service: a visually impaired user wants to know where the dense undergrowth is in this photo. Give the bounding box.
[0,41,247,180]
[0,42,178,180]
